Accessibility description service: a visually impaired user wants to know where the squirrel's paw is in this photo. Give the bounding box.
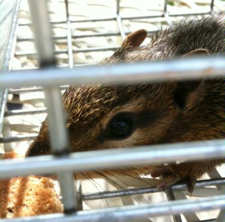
[149,165,196,193]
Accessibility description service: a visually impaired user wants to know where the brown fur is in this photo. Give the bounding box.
[26,16,225,192]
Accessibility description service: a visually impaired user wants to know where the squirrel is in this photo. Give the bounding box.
[26,16,225,192]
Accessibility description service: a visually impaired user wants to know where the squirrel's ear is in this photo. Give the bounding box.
[182,48,210,57]
[173,48,209,109]
[113,29,147,57]
[121,29,147,49]
[173,81,204,109]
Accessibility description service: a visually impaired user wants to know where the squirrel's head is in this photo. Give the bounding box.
[27,22,225,161]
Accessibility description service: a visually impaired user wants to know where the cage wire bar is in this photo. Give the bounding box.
[0,139,225,178]
[0,0,225,221]
[13,0,215,59]
[1,56,225,87]
[1,55,225,120]
[0,0,21,141]
[27,0,78,213]
[65,0,74,69]
[0,0,218,118]
[2,56,225,118]
[0,195,224,222]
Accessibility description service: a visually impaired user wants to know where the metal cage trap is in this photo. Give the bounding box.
[0,0,225,221]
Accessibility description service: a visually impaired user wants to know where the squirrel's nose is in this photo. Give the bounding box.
[26,140,50,157]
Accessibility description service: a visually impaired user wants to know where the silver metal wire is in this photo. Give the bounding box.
[0,139,224,178]
[82,178,225,200]
[0,195,224,222]
[28,0,55,65]
[28,0,77,213]
[0,134,37,142]
[0,0,21,133]
[116,0,126,40]
[165,189,182,222]
[1,56,225,88]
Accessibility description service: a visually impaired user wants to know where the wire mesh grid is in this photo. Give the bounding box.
[0,0,225,221]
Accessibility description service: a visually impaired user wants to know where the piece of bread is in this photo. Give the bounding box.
[0,152,63,218]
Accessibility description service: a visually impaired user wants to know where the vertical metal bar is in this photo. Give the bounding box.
[208,169,225,221]
[218,211,225,222]
[2,118,13,152]
[163,0,168,15]
[65,0,74,68]
[210,0,215,14]
[116,0,120,15]
[0,0,21,150]
[64,0,82,208]
[43,88,69,153]
[116,0,125,40]
[165,189,183,222]
[28,0,77,213]
[163,0,172,26]
[28,0,55,66]
[0,90,8,134]
[173,191,200,222]
[44,87,77,213]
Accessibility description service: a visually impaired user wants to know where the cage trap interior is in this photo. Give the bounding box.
[0,0,225,222]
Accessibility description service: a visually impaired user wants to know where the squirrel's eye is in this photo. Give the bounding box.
[106,112,135,140]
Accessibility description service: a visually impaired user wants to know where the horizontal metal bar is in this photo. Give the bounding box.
[17,30,157,42]
[119,14,175,21]
[82,186,158,201]
[121,11,211,21]
[8,85,68,94]
[82,178,225,200]
[69,11,210,22]
[5,108,47,116]
[17,9,212,27]
[66,17,117,23]
[8,87,43,93]
[0,134,37,142]
[159,11,212,18]
[73,47,118,53]
[17,32,121,41]
[17,35,66,42]
[0,139,224,178]
[0,56,225,88]
[15,46,118,57]
[199,220,215,222]
[18,33,119,42]
[0,195,224,222]
[19,20,67,26]
[19,17,117,26]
